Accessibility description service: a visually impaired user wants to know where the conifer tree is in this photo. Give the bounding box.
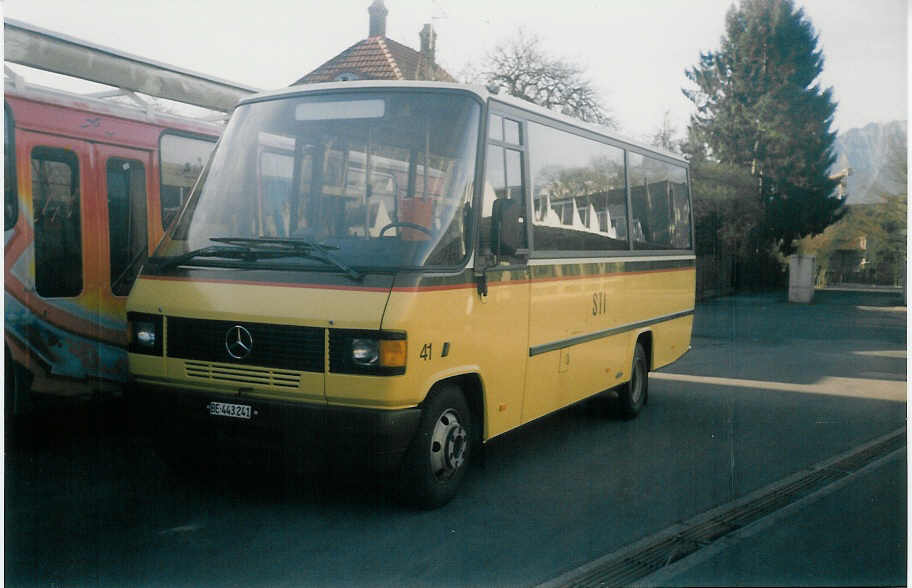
[684,0,844,254]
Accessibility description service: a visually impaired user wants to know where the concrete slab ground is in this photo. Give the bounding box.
[652,288,908,587]
[653,450,906,587]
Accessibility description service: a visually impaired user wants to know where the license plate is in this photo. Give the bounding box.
[208,401,252,420]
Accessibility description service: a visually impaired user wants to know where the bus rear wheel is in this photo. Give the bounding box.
[398,383,472,509]
[619,342,648,419]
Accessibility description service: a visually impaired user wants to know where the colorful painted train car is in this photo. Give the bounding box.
[4,80,220,412]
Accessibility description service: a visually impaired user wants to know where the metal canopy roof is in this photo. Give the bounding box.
[4,18,261,113]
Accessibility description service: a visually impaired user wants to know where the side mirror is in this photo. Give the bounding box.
[490,198,524,257]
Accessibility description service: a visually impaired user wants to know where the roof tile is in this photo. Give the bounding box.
[293,33,454,85]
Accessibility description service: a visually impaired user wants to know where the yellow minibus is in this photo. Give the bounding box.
[126,81,695,508]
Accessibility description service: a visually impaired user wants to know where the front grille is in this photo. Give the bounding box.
[184,360,302,388]
[167,317,324,372]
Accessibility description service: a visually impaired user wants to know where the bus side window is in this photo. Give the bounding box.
[629,155,692,250]
[480,145,504,256]
[31,147,82,297]
[159,133,215,229]
[5,103,17,231]
[527,121,628,253]
[481,143,527,261]
[107,158,148,295]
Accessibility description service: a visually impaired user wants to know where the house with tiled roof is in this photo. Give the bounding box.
[292,0,455,85]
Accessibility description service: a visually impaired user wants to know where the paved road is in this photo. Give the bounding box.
[5,289,906,586]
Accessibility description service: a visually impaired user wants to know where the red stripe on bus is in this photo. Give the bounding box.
[140,274,391,292]
[139,265,693,293]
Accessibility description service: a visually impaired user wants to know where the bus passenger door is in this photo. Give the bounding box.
[523,261,574,424]
[474,140,530,438]
[17,131,102,394]
[96,143,154,385]
[470,261,529,439]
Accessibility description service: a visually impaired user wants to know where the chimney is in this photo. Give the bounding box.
[419,23,437,78]
[368,0,388,37]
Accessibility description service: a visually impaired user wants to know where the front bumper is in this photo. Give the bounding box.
[128,382,422,473]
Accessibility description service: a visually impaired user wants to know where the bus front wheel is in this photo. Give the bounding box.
[619,343,648,419]
[398,383,472,509]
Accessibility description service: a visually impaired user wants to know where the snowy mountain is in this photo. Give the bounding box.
[832,120,907,204]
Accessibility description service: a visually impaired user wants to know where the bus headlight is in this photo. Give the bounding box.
[127,312,163,356]
[331,330,406,375]
[352,338,380,366]
[352,338,407,369]
[135,322,157,347]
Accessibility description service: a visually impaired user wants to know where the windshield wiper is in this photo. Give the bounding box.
[209,237,363,281]
[210,236,339,252]
[147,244,258,271]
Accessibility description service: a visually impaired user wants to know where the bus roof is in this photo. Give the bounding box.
[238,80,689,165]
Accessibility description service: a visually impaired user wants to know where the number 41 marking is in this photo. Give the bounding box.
[419,343,432,361]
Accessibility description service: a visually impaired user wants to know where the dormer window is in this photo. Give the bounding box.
[335,72,361,82]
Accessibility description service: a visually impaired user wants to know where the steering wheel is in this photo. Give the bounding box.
[378,222,433,237]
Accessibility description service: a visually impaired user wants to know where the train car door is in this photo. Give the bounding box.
[96,143,154,385]
[17,130,104,394]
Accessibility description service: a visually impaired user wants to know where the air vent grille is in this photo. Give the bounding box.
[184,360,302,389]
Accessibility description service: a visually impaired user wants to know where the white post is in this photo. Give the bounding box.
[788,254,816,303]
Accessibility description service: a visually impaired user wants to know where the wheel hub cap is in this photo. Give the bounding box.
[429,409,467,479]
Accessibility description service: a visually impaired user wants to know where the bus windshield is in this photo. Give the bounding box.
[153,90,481,271]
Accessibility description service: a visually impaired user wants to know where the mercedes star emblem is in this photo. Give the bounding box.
[225,325,253,359]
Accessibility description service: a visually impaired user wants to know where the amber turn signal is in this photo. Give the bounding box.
[379,339,407,368]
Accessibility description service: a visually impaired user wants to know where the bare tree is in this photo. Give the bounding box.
[650,110,679,152]
[474,30,615,128]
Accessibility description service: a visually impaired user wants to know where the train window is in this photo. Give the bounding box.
[4,103,17,231]
[32,147,82,297]
[107,158,147,295]
[160,133,215,229]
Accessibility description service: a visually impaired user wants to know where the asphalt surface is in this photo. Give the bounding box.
[4,288,907,586]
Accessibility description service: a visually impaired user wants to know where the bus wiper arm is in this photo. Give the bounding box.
[209,236,339,252]
[301,247,363,281]
[147,245,256,271]
[209,237,363,281]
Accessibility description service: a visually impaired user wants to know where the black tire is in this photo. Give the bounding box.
[618,342,648,419]
[398,383,472,509]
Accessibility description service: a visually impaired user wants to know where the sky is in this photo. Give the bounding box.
[2,0,908,142]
